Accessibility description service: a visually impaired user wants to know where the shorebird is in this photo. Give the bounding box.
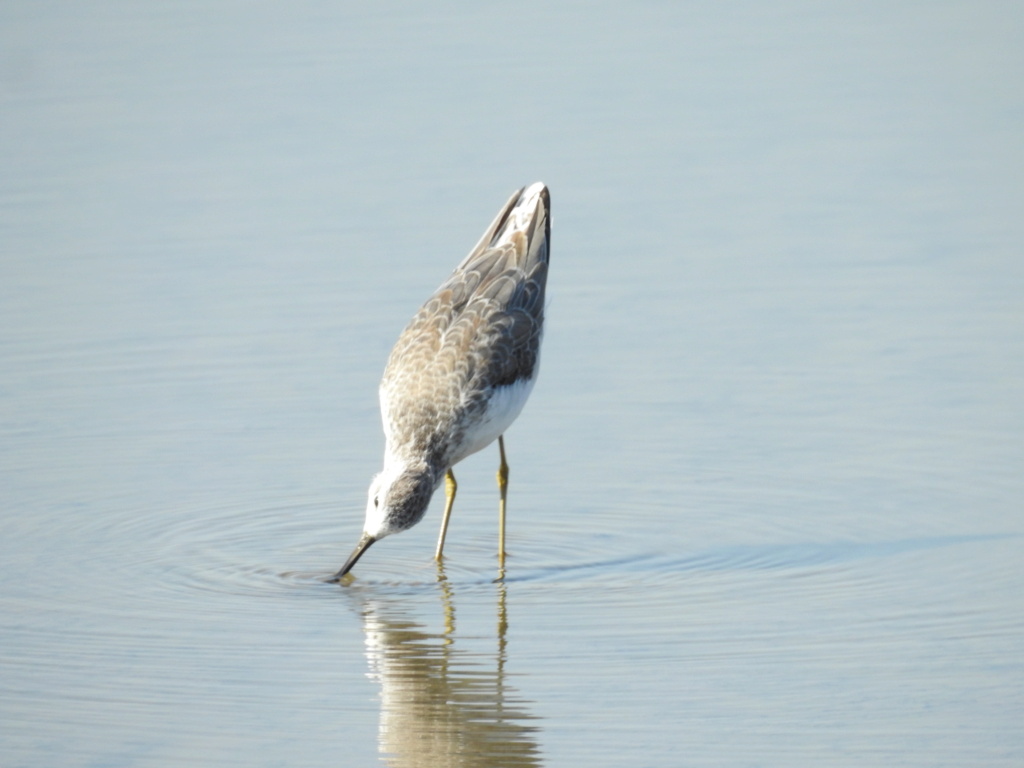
[330,183,550,580]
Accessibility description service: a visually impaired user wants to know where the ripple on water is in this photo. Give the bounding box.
[6,476,1019,768]
[32,481,1021,662]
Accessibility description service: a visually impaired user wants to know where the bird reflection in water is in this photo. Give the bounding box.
[352,569,541,767]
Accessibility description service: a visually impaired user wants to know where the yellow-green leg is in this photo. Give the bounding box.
[497,435,509,567]
[435,469,457,561]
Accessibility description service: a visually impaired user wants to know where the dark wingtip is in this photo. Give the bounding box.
[326,533,376,583]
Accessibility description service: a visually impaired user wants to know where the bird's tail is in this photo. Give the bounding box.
[465,182,550,267]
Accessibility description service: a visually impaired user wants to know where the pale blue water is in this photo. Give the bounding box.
[2,2,1022,766]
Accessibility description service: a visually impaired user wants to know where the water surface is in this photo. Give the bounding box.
[2,2,1022,766]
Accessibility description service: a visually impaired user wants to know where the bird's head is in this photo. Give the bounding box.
[363,462,436,539]
[330,462,437,580]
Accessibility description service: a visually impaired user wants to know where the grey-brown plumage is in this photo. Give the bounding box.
[331,183,550,580]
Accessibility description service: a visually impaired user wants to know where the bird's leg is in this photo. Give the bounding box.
[497,435,509,568]
[435,468,457,561]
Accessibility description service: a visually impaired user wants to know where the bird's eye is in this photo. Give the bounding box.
[373,495,380,508]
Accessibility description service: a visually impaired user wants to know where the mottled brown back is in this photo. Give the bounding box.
[380,186,550,467]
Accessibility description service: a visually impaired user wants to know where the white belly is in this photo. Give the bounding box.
[453,375,536,465]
